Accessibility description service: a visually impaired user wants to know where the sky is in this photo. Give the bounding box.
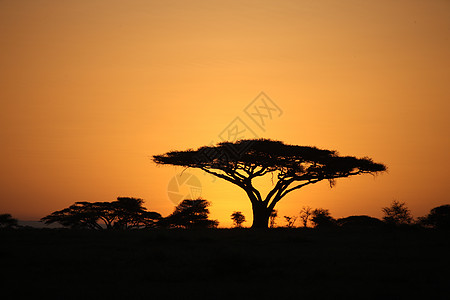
[1,0,449,227]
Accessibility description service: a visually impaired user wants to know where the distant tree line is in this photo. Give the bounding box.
[1,200,449,231]
[272,201,450,230]
[37,197,218,230]
[227,201,450,230]
[227,201,447,230]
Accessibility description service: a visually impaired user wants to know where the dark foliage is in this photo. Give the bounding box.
[337,215,384,230]
[112,197,161,229]
[41,197,161,230]
[160,199,218,229]
[153,139,386,228]
[311,208,337,228]
[382,200,413,226]
[231,211,246,228]
[0,214,18,229]
[418,204,450,230]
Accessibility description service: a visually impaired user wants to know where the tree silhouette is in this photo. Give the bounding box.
[311,208,336,228]
[41,197,161,229]
[161,199,218,229]
[0,214,18,229]
[231,211,246,228]
[418,204,450,230]
[41,202,103,229]
[153,139,386,228]
[299,206,313,227]
[113,197,161,229]
[382,200,413,226]
[284,215,297,228]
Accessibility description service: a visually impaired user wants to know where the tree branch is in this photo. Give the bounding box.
[245,180,263,203]
[264,178,292,206]
[200,167,243,187]
[280,179,321,198]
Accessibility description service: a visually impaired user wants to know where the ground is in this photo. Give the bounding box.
[1,228,449,299]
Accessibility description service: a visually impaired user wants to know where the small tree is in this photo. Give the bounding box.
[299,206,313,228]
[0,214,18,229]
[231,211,246,228]
[311,208,336,228]
[418,204,450,230]
[269,210,278,228]
[382,200,413,225]
[162,199,218,229]
[284,216,297,228]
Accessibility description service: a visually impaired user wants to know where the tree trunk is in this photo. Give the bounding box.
[251,202,271,229]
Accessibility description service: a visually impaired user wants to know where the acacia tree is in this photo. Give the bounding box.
[41,197,161,229]
[41,202,103,229]
[153,139,386,229]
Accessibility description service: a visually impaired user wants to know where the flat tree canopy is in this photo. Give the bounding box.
[153,139,386,228]
[41,197,161,230]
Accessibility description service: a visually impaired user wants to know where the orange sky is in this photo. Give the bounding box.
[1,0,449,227]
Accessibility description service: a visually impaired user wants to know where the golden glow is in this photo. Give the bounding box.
[1,0,449,226]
